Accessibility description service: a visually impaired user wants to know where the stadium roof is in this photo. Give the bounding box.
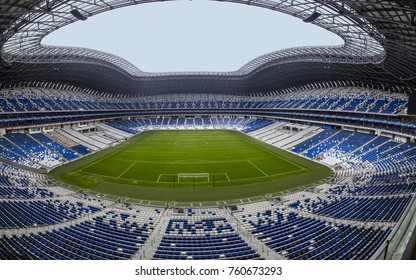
[1,0,416,96]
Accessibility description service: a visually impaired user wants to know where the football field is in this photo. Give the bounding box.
[51,130,331,202]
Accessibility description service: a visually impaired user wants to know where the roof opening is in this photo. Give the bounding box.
[42,1,343,73]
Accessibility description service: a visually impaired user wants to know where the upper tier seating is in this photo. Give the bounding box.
[106,116,271,134]
[0,87,409,115]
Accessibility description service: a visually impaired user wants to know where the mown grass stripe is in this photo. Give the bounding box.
[49,130,332,202]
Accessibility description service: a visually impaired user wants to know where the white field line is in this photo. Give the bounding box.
[240,136,305,171]
[246,160,268,176]
[117,161,137,178]
[79,169,303,184]
[224,173,231,182]
[157,174,179,183]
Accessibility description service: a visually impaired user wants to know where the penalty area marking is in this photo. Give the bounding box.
[157,173,231,183]
[117,161,137,178]
[224,173,231,182]
[246,160,268,177]
[240,135,305,171]
[156,174,179,182]
[209,173,230,182]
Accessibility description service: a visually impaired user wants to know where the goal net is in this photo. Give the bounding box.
[177,173,210,183]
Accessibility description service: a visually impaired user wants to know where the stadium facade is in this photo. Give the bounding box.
[0,0,416,260]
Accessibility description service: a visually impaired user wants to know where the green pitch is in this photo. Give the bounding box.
[50,130,331,202]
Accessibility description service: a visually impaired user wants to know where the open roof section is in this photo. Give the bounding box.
[1,0,384,77]
[41,2,343,73]
[1,1,416,96]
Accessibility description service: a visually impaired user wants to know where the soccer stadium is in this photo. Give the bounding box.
[0,0,416,261]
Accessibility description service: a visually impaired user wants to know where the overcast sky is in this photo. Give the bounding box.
[42,1,343,73]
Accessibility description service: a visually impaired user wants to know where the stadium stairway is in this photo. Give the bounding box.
[225,209,283,260]
[248,122,285,139]
[278,126,322,149]
[132,213,170,260]
[133,208,281,260]
[95,123,133,139]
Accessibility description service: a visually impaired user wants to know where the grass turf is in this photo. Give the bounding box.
[50,130,331,202]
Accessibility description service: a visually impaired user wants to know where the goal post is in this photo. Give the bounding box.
[177,173,210,183]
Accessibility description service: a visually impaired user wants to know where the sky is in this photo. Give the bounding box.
[42,1,343,73]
